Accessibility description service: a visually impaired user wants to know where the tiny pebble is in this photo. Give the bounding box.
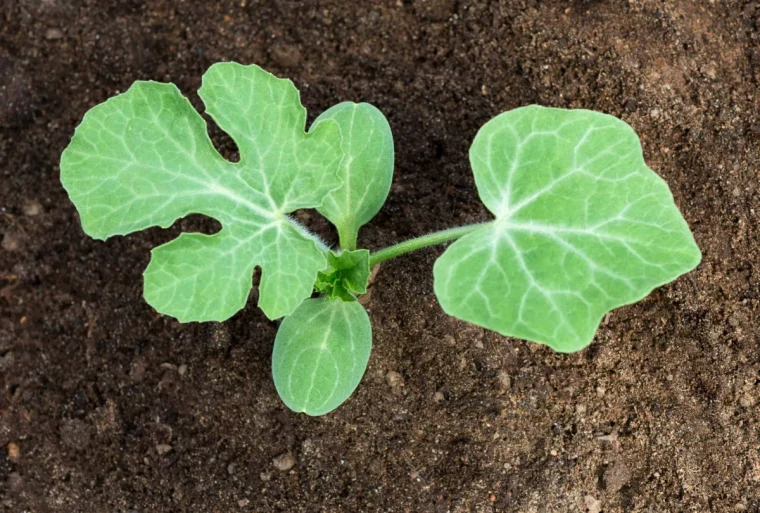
[156,444,173,455]
[497,371,512,391]
[2,232,21,252]
[702,62,717,79]
[178,364,187,376]
[584,495,602,513]
[23,200,43,216]
[45,28,64,40]
[433,391,444,403]
[385,370,404,392]
[272,452,295,471]
[649,108,661,119]
[237,498,250,507]
[603,459,632,492]
[7,442,20,463]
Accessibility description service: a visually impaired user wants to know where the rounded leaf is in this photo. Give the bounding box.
[434,106,701,352]
[272,298,372,416]
[312,102,394,249]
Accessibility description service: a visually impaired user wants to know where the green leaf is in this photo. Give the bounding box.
[311,102,394,250]
[272,297,372,416]
[434,106,701,352]
[60,63,343,322]
[314,249,371,302]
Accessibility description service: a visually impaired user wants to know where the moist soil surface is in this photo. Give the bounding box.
[2,1,760,512]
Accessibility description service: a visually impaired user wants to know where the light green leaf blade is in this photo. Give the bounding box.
[60,63,343,322]
[434,105,701,352]
[272,297,372,416]
[311,102,394,250]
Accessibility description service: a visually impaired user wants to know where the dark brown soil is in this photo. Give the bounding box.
[2,1,759,511]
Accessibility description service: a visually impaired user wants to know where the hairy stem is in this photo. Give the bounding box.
[369,223,490,266]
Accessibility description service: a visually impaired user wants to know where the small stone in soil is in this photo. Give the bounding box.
[739,393,756,408]
[156,444,173,455]
[45,28,64,40]
[497,371,512,391]
[237,498,250,507]
[385,370,404,394]
[603,459,632,492]
[7,441,20,463]
[272,452,295,471]
[23,200,43,216]
[1,232,22,252]
[584,495,602,513]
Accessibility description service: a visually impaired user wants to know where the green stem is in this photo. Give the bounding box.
[338,226,358,252]
[369,223,490,266]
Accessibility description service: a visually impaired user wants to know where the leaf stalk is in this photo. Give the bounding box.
[368,223,490,266]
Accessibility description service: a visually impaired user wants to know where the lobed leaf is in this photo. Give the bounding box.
[272,297,372,416]
[311,102,394,250]
[434,106,701,352]
[61,63,343,322]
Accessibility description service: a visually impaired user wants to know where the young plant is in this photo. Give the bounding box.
[61,63,701,415]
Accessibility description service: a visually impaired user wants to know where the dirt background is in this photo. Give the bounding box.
[2,0,759,512]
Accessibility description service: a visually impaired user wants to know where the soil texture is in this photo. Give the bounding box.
[1,1,759,512]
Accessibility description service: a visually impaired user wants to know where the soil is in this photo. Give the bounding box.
[1,1,759,512]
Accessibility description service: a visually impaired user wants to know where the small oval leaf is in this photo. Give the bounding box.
[311,102,394,250]
[272,297,372,416]
[434,106,701,352]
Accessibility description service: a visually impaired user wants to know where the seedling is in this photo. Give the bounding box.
[61,63,701,415]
